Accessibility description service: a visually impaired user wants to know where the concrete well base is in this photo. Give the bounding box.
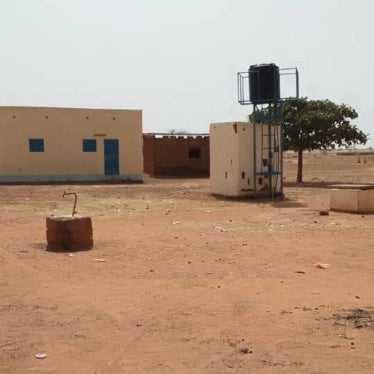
[46,216,93,251]
[330,184,374,214]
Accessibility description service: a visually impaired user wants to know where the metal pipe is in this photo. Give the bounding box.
[296,68,299,98]
[62,191,78,216]
[253,108,257,198]
[268,107,273,198]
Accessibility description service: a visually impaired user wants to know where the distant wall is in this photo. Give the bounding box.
[143,134,209,176]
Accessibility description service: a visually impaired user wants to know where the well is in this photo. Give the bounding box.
[46,216,93,251]
[330,184,374,213]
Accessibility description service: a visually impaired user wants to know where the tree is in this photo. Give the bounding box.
[250,98,368,183]
[168,128,190,135]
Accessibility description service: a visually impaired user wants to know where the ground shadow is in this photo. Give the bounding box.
[284,181,342,189]
[148,174,209,180]
[211,194,306,208]
[0,180,144,186]
[270,199,307,208]
[30,242,94,253]
[45,245,94,253]
[285,181,374,189]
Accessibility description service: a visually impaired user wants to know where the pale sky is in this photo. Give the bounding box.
[1,0,373,145]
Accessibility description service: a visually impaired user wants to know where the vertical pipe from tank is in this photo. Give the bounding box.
[253,105,257,198]
[268,104,273,198]
[278,103,284,197]
[296,69,299,99]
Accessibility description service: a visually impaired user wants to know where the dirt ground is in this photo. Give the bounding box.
[1,152,373,373]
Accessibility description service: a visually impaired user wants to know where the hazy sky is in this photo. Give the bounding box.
[1,0,373,145]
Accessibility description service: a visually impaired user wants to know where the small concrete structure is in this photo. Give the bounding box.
[46,216,93,251]
[210,122,281,197]
[330,184,374,213]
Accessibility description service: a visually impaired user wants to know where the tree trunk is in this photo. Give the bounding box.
[297,148,303,183]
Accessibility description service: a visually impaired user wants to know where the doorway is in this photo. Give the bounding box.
[104,139,119,175]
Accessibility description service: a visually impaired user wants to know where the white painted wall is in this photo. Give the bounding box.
[330,187,374,213]
[210,121,281,197]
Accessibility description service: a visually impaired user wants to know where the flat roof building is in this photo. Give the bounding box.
[0,106,143,182]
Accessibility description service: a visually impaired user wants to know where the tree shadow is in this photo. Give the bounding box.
[284,181,342,189]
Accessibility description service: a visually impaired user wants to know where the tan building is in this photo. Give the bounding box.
[143,133,209,176]
[210,121,281,197]
[0,106,143,182]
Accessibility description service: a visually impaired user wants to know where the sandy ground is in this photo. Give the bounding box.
[0,152,373,373]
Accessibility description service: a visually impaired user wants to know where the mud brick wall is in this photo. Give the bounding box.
[46,216,93,251]
[143,134,209,176]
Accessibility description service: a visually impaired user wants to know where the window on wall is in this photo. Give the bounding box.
[82,139,97,152]
[29,138,44,152]
[188,147,201,159]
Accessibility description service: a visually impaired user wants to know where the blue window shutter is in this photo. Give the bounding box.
[29,139,44,152]
[82,139,97,152]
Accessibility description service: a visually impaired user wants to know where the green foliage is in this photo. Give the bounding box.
[248,97,368,182]
[282,97,368,151]
[249,98,368,150]
[168,128,190,134]
[249,98,368,151]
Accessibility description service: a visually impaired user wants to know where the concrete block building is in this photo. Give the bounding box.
[210,121,281,197]
[0,106,143,182]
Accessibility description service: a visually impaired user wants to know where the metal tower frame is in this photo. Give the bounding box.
[237,66,299,198]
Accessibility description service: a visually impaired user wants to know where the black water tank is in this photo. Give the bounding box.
[249,63,280,104]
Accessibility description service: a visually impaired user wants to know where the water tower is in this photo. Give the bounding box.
[237,63,299,197]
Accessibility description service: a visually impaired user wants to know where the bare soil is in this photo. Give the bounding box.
[1,152,373,373]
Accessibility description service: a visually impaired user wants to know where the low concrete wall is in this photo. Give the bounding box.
[330,185,374,213]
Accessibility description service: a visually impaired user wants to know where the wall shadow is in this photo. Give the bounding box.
[148,174,209,180]
[0,180,144,186]
[211,194,306,208]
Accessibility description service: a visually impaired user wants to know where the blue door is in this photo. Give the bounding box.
[104,139,119,175]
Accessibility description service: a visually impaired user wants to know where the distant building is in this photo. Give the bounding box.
[143,133,209,176]
[0,106,143,182]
